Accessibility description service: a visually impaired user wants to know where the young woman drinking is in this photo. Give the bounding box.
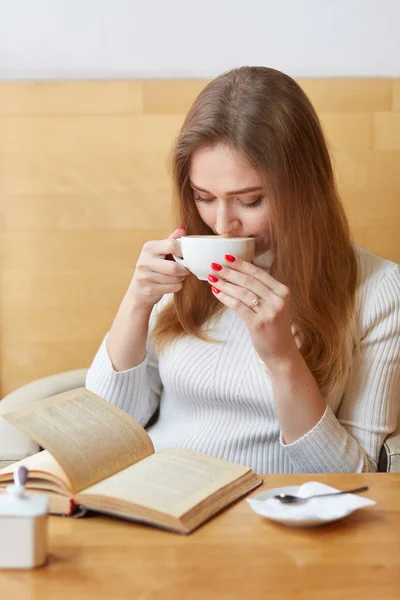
[86,66,400,473]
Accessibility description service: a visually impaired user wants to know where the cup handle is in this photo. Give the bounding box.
[172,239,189,268]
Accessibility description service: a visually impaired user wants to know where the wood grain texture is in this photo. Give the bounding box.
[299,78,393,112]
[0,473,399,600]
[374,112,400,150]
[142,79,209,113]
[0,152,171,194]
[0,79,399,394]
[393,79,400,111]
[0,81,143,115]
[0,115,184,153]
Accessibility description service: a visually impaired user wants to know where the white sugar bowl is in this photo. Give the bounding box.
[0,466,49,569]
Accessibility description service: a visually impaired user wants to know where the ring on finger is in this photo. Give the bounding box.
[251,296,261,308]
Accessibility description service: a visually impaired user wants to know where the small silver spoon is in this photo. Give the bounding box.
[274,486,369,505]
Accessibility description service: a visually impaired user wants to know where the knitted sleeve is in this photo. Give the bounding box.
[281,264,400,472]
[85,299,168,427]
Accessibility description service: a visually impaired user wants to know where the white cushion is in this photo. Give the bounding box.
[0,370,87,464]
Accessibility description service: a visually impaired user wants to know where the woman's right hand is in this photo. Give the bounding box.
[127,227,190,309]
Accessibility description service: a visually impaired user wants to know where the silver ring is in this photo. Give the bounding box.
[252,297,260,307]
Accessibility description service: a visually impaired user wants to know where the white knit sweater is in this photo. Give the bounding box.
[86,246,400,474]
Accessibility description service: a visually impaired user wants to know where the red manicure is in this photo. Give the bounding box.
[225,254,236,263]
[212,286,220,294]
[211,263,222,271]
[208,274,219,283]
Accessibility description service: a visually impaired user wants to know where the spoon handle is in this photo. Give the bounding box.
[313,486,369,499]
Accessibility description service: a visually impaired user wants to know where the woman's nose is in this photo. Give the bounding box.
[215,206,240,236]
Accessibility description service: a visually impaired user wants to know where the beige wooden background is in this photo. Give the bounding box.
[0,79,399,396]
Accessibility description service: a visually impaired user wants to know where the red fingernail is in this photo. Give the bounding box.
[211,263,222,271]
[212,286,220,294]
[208,274,219,283]
[225,254,236,263]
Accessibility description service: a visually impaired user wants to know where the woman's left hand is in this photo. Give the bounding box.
[208,255,299,368]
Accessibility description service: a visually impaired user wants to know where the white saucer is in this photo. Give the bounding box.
[247,483,375,528]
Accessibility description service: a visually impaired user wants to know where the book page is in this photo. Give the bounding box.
[0,450,71,493]
[78,448,253,518]
[3,388,154,494]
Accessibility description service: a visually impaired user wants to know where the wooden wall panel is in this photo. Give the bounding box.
[320,113,373,149]
[142,80,208,113]
[0,193,171,230]
[0,82,143,115]
[393,80,400,111]
[0,153,171,194]
[299,79,393,112]
[374,112,400,150]
[0,78,399,395]
[0,115,183,153]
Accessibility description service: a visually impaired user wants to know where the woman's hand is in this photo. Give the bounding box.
[208,255,327,445]
[127,227,190,309]
[208,255,298,368]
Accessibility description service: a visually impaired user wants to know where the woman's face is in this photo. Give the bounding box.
[189,144,271,255]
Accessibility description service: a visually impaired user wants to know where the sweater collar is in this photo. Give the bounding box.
[253,249,274,272]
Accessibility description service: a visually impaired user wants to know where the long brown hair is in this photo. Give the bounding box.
[153,66,358,395]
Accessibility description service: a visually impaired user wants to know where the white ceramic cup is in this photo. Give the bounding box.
[173,235,255,281]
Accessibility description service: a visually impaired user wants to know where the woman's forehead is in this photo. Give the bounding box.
[189,145,262,191]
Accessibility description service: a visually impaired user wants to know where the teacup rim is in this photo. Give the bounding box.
[180,235,254,241]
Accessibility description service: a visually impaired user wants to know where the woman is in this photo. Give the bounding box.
[86,66,400,473]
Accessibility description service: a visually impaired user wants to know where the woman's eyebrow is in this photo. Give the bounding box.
[190,181,263,195]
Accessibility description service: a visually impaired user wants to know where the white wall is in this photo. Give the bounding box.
[0,0,399,80]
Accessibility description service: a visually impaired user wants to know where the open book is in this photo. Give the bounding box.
[0,388,262,533]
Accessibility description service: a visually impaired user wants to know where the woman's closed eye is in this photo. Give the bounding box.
[194,194,263,209]
[240,196,263,209]
[194,194,215,204]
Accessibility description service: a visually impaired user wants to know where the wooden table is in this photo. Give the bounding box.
[1,473,399,600]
